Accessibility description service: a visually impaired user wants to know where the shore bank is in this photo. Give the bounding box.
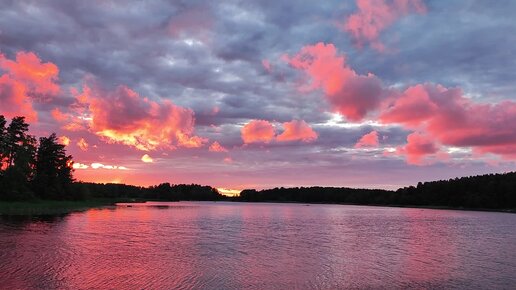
[233,200,516,214]
[0,199,136,215]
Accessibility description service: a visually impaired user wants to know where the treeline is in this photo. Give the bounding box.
[395,172,516,209]
[73,182,223,201]
[239,187,392,204]
[239,172,516,210]
[0,116,74,200]
[0,115,224,202]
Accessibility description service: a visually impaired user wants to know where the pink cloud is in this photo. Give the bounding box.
[0,51,59,98]
[51,108,69,122]
[0,52,60,122]
[0,75,37,122]
[74,84,207,151]
[241,120,276,144]
[394,132,438,165]
[342,0,426,51]
[355,130,379,148]
[58,136,71,146]
[381,83,516,160]
[262,59,272,73]
[285,43,516,163]
[209,141,228,152]
[77,137,89,151]
[285,42,384,121]
[276,120,318,142]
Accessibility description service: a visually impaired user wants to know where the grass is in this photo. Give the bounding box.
[0,198,131,215]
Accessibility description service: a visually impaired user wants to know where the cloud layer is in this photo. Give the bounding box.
[242,119,318,144]
[284,43,384,121]
[1,0,515,189]
[0,52,59,121]
[288,43,516,163]
[342,0,426,51]
[74,84,206,151]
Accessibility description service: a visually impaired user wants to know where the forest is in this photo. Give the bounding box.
[1,115,515,210]
[239,172,516,210]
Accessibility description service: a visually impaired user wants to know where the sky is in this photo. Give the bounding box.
[1,0,515,191]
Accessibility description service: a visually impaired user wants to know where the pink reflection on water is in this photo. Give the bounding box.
[398,209,461,284]
[0,203,514,289]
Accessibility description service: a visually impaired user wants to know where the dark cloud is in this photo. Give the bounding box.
[1,0,514,188]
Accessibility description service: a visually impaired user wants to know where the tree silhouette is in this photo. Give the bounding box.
[0,116,37,200]
[33,133,74,199]
[0,115,7,172]
[5,116,32,169]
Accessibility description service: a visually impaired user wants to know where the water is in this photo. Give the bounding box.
[0,202,514,289]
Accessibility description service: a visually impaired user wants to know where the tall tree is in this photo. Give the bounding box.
[0,115,7,172]
[5,116,31,169]
[0,116,37,200]
[33,133,74,199]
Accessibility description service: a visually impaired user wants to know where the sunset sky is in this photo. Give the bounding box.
[1,0,515,190]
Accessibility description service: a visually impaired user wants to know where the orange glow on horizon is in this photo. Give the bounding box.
[217,188,242,197]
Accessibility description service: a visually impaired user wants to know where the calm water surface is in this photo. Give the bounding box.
[0,202,515,289]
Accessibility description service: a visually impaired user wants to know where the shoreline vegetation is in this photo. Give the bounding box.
[2,170,515,215]
[0,199,124,215]
[1,115,515,215]
[1,195,515,216]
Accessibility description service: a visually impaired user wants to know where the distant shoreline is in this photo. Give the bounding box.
[1,199,514,216]
[227,200,516,214]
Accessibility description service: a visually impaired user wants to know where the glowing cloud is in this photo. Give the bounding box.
[0,52,59,122]
[141,154,154,163]
[242,119,318,144]
[73,162,89,169]
[58,136,71,146]
[381,83,516,161]
[285,43,516,163]
[0,77,38,122]
[276,120,318,142]
[91,163,128,170]
[209,141,228,152]
[51,108,69,122]
[241,120,276,144]
[342,0,426,51]
[77,138,89,151]
[77,84,207,151]
[355,130,379,148]
[285,42,384,121]
[0,51,59,97]
[396,132,440,165]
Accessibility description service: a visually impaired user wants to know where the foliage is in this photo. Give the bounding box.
[395,172,516,209]
[0,116,37,200]
[72,182,223,201]
[33,133,74,199]
[238,172,516,210]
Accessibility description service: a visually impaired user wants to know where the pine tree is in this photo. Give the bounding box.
[0,115,7,173]
[5,116,31,169]
[34,133,74,199]
[0,116,37,200]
